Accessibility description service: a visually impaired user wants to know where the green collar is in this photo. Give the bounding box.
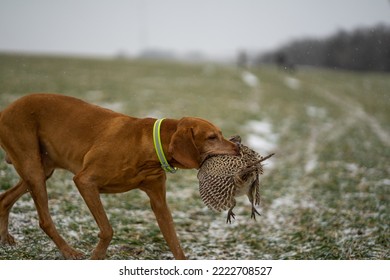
[153,118,178,173]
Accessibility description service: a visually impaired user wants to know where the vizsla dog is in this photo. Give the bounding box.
[0,93,238,259]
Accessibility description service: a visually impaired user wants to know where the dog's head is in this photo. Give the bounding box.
[169,117,239,169]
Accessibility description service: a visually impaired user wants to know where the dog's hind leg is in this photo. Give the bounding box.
[26,168,84,259]
[6,148,84,259]
[0,157,57,246]
[0,180,28,245]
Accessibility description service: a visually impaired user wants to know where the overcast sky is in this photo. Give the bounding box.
[1,0,389,58]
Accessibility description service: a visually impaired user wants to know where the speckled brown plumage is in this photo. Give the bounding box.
[197,136,274,223]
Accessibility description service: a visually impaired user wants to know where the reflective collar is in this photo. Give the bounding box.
[153,118,177,173]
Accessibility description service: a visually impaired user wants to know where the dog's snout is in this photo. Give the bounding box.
[225,139,240,156]
[233,142,240,155]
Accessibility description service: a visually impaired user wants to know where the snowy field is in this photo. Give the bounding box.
[0,54,388,259]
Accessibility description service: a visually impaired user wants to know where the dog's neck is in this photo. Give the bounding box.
[156,118,179,165]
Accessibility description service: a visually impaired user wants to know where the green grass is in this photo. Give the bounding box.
[0,53,389,260]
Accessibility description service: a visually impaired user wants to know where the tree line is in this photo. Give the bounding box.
[258,24,390,72]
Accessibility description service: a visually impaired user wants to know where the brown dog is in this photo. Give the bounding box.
[0,93,238,259]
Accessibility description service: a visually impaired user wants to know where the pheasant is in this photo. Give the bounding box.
[197,135,274,223]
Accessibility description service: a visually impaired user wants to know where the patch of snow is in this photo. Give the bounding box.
[247,134,276,154]
[270,194,296,209]
[85,90,104,100]
[280,251,297,258]
[381,179,390,186]
[241,71,259,88]
[146,110,164,119]
[375,178,390,186]
[304,158,318,173]
[246,120,273,135]
[265,194,296,229]
[265,192,317,230]
[244,120,278,158]
[284,77,301,90]
[306,105,327,119]
[167,187,195,200]
[345,163,359,173]
[84,90,125,113]
[67,230,80,240]
[100,102,124,113]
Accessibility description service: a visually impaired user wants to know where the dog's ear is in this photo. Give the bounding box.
[169,126,200,169]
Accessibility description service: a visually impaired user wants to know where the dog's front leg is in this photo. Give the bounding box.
[74,173,113,260]
[143,182,186,260]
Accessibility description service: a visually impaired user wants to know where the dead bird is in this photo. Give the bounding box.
[198,135,274,223]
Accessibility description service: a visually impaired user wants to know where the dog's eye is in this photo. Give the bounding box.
[207,135,218,141]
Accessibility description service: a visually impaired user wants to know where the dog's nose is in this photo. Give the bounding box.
[233,142,240,155]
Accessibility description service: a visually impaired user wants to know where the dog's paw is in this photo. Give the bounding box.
[0,233,16,246]
[90,250,107,260]
[62,248,85,260]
